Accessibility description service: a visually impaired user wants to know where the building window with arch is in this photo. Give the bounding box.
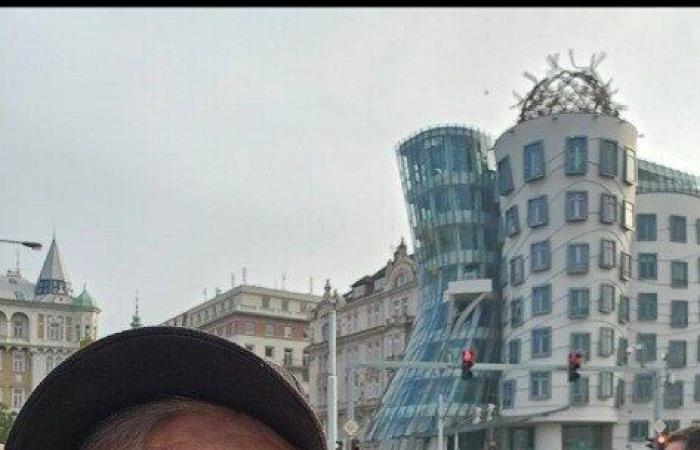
[12,314,28,340]
[394,272,409,288]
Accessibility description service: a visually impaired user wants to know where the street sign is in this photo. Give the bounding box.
[654,420,667,433]
[343,420,359,436]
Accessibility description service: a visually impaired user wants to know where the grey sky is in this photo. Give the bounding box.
[1,8,698,335]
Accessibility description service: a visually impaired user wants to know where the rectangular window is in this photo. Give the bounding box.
[245,321,255,335]
[615,379,626,407]
[265,323,274,337]
[508,340,521,364]
[637,333,657,362]
[671,300,689,328]
[599,371,614,399]
[567,243,589,274]
[599,139,618,177]
[568,288,590,319]
[510,256,524,286]
[670,215,687,243]
[671,261,689,288]
[665,381,684,409]
[695,375,700,402]
[617,337,628,365]
[510,298,524,328]
[636,214,657,241]
[624,147,636,184]
[638,253,657,280]
[531,284,552,316]
[600,193,618,224]
[12,351,24,373]
[620,252,631,281]
[284,326,292,338]
[530,371,551,400]
[621,201,635,230]
[455,186,474,210]
[11,388,24,410]
[668,340,687,368]
[284,348,293,366]
[570,377,589,405]
[570,332,591,361]
[261,296,270,309]
[629,421,649,442]
[264,346,274,358]
[638,293,658,321]
[599,239,616,269]
[530,240,551,272]
[531,327,552,358]
[566,136,588,175]
[599,327,615,357]
[634,374,654,402]
[505,205,520,237]
[502,380,516,409]
[498,156,514,195]
[618,296,630,323]
[459,224,477,250]
[524,141,545,182]
[566,191,588,221]
[527,196,549,228]
[599,283,615,313]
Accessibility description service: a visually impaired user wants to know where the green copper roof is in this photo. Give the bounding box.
[73,288,97,309]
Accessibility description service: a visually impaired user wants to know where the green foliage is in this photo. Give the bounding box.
[0,402,17,443]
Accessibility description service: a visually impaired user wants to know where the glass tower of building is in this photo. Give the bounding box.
[367,125,501,447]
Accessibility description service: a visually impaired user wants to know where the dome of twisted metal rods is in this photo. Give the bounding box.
[514,51,625,124]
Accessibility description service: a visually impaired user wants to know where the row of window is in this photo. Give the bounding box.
[638,253,694,287]
[507,326,617,363]
[188,296,308,327]
[498,137,636,195]
[637,213,700,243]
[504,192,633,238]
[629,420,687,442]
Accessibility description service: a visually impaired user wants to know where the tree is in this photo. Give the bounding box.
[0,402,17,443]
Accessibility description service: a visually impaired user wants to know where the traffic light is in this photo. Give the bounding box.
[568,351,582,382]
[461,349,475,380]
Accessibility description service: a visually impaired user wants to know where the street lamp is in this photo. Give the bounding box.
[0,239,42,251]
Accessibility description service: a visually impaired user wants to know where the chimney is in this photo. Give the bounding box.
[242,267,247,285]
[231,273,236,289]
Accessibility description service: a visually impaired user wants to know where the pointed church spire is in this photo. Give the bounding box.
[131,290,143,329]
[35,237,72,298]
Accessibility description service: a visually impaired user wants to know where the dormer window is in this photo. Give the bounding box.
[394,272,409,288]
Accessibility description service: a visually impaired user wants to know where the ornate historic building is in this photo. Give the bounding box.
[0,238,100,412]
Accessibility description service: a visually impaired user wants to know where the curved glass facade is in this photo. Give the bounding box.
[367,126,501,445]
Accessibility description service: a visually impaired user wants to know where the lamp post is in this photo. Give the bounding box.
[0,239,42,251]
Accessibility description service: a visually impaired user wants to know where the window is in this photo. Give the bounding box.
[454,186,474,210]
[619,296,630,323]
[671,300,689,328]
[508,340,521,364]
[615,379,626,407]
[570,377,589,405]
[11,388,24,410]
[636,333,657,362]
[530,240,551,272]
[670,215,687,243]
[629,421,649,442]
[265,323,274,337]
[264,346,274,358]
[524,142,545,182]
[565,191,588,222]
[599,239,616,269]
[284,348,293,366]
[531,328,552,358]
[567,243,589,274]
[504,205,520,237]
[502,380,516,409]
[621,201,634,230]
[245,321,255,335]
[530,371,551,400]
[510,256,524,286]
[637,214,657,241]
[566,136,588,175]
[620,252,631,281]
[527,196,548,228]
[510,298,524,328]
[695,375,700,402]
[568,288,590,319]
[671,261,688,288]
[600,193,618,224]
[599,327,614,357]
[532,285,552,316]
[624,147,636,184]
[45,356,54,373]
[638,293,658,321]
[665,381,684,409]
[668,340,687,368]
[599,139,618,177]
[12,351,24,373]
[458,223,477,250]
[617,337,628,365]
[37,314,44,339]
[634,374,654,402]
[434,187,450,213]
[638,253,657,280]
[284,326,292,338]
[570,332,591,360]
[498,156,514,195]
[261,297,270,309]
[12,316,26,339]
[599,284,615,314]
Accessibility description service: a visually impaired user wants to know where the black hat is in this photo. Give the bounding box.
[6,326,326,450]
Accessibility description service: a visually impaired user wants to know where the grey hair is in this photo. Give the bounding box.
[80,398,227,450]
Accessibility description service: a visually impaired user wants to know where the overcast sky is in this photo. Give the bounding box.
[1,8,699,336]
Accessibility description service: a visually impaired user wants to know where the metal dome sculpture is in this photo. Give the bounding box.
[513,50,626,123]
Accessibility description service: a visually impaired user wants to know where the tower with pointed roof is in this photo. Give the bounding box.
[131,292,143,329]
[34,238,73,301]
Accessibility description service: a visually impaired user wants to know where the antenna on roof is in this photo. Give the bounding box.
[231,273,236,289]
[15,248,20,274]
[309,276,314,294]
[281,273,286,290]
[242,267,247,285]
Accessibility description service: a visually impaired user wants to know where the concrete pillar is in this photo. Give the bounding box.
[535,423,562,450]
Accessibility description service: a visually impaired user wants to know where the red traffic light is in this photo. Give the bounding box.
[568,352,583,382]
[461,349,475,380]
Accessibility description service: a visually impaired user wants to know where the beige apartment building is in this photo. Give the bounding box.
[162,284,321,395]
[306,240,418,446]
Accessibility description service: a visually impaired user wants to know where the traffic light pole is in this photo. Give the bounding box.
[327,309,338,450]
